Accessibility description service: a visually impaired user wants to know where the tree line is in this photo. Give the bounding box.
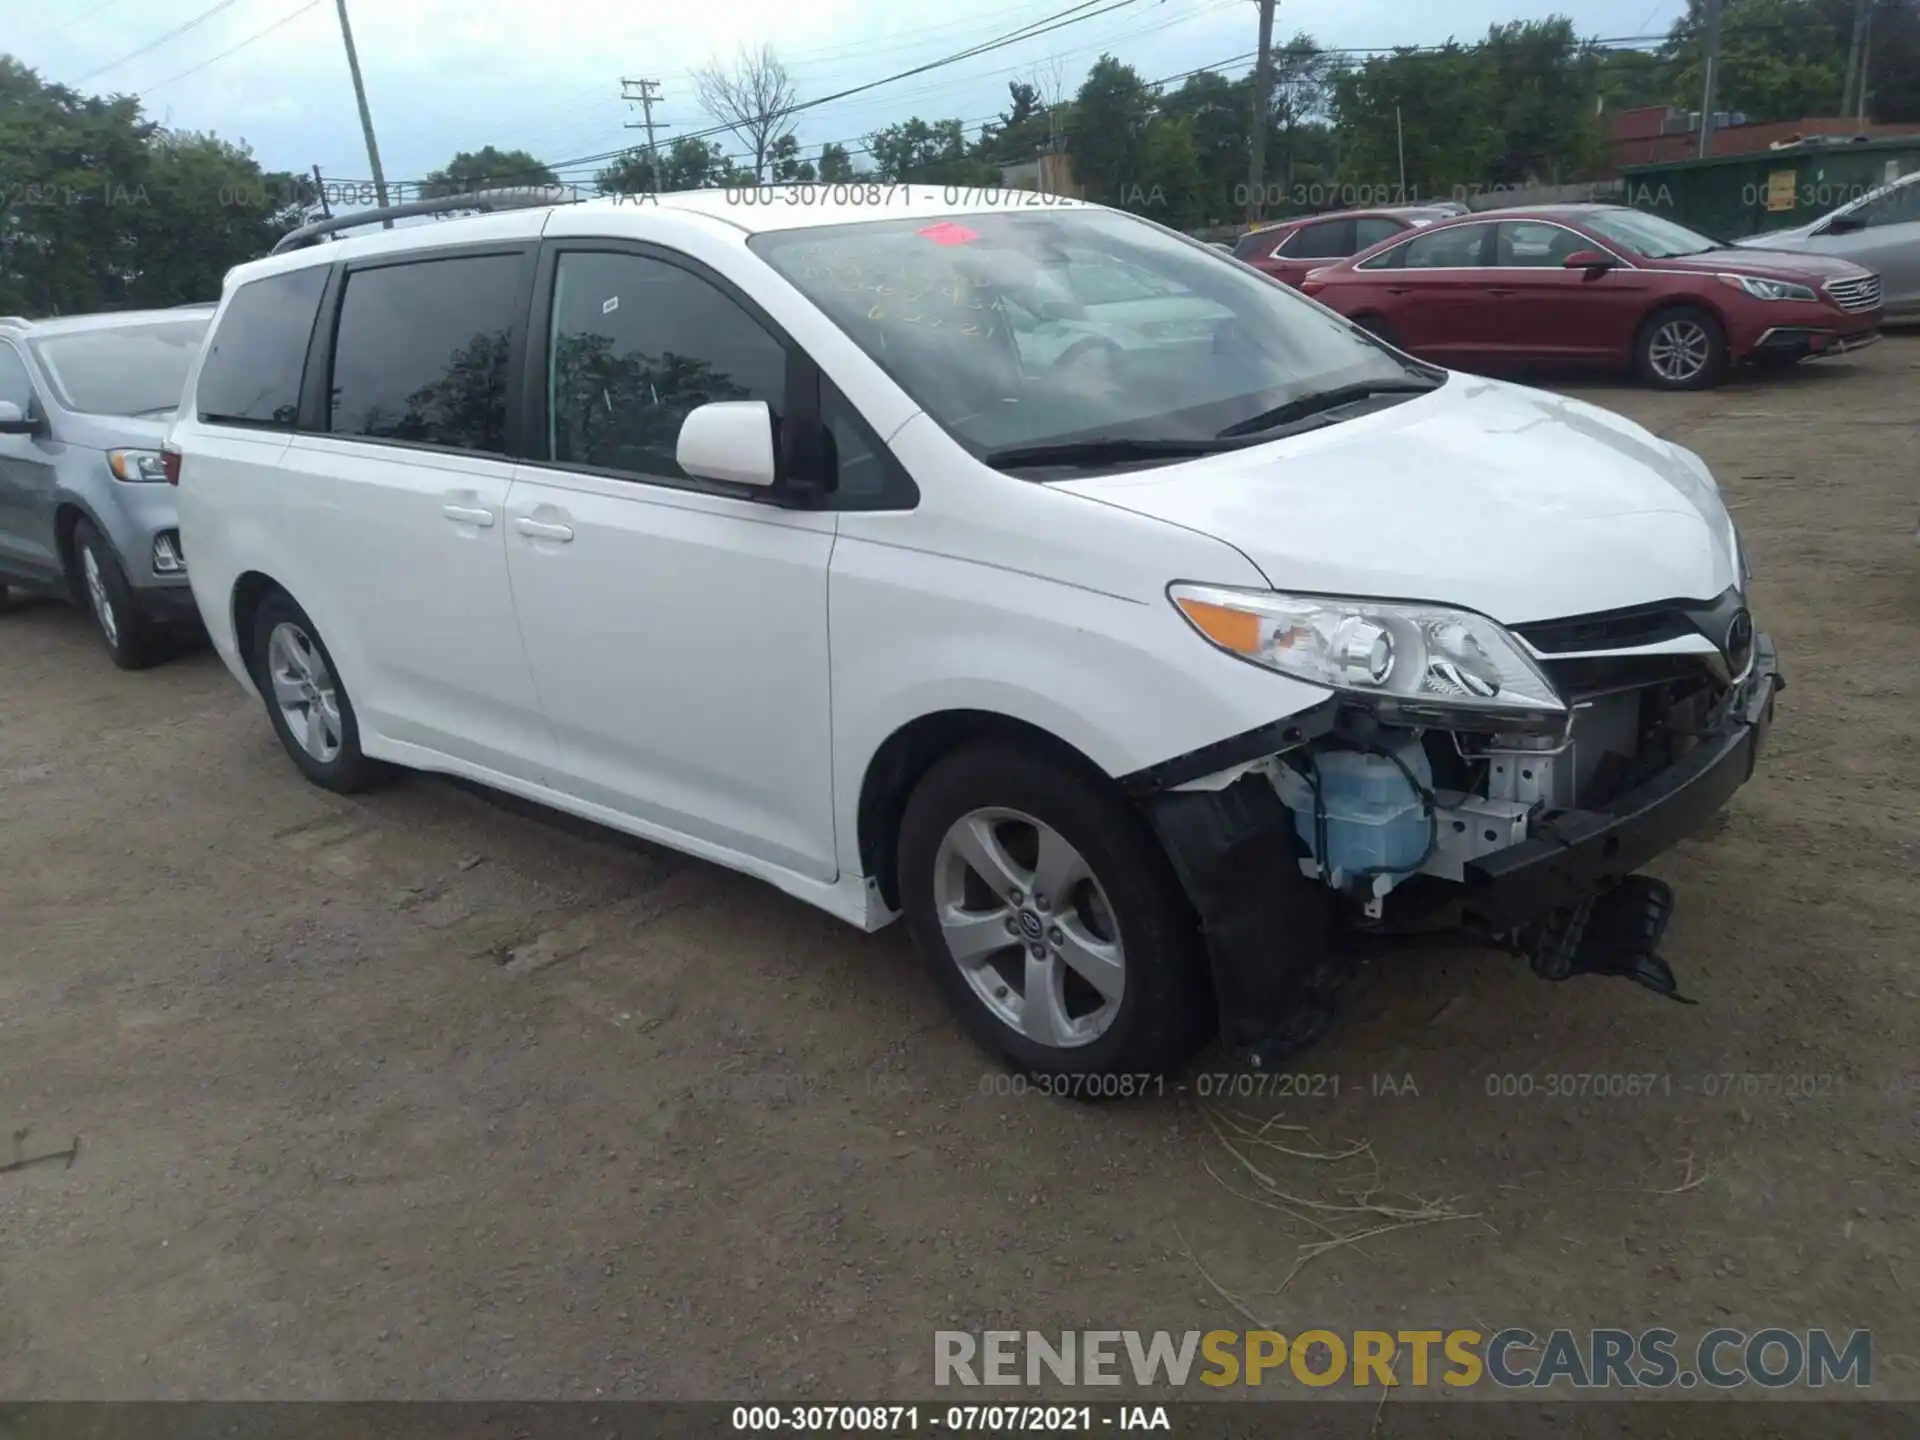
[4,0,1917,316]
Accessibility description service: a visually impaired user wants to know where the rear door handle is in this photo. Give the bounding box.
[442,504,495,527]
[514,518,574,542]
[1485,287,1516,297]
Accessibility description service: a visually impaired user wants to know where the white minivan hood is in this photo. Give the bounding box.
[1053,374,1740,625]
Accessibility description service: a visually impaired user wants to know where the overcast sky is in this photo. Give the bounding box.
[12,0,1678,188]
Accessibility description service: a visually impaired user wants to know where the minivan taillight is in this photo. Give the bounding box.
[162,446,182,486]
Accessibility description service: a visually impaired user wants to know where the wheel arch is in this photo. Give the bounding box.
[856,709,1115,912]
[229,570,286,680]
[53,501,106,604]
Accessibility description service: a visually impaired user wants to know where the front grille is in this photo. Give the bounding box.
[1825,274,1882,312]
[1516,602,1693,655]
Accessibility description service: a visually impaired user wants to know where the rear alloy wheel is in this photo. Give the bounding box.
[250,591,387,793]
[72,518,155,669]
[1636,307,1727,390]
[897,742,1209,1086]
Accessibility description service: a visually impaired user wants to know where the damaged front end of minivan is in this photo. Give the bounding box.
[1127,584,1782,1066]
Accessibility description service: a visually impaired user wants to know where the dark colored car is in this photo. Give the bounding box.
[1231,206,1460,288]
[1296,204,1883,389]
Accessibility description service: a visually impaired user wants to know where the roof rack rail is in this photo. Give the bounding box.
[270,184,574,255]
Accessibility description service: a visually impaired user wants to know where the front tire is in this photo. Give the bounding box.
[897,741,1209,1085]
[72,518,155,670]
[1635,306,1727,390]
[249,590,387,793]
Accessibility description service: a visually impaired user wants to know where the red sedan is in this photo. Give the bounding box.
[1231,206,1461,288]
[1297,204,1883,389]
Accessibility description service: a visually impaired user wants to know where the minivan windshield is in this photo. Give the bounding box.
[30,317,208,417]
[750,209,1434,469]
[1580,210,1722,259]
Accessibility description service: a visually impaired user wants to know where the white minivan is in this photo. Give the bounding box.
[168,186,1779,1081]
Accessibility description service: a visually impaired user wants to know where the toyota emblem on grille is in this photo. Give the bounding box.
[1724,608,1754,675]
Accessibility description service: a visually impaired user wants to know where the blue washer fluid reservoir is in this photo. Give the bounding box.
[1280,737,1433,884]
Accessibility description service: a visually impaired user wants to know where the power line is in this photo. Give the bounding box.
[74,0,251,84]
[138,0,321,96]
[535,0,1149,176]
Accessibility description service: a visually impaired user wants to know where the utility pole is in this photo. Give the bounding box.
[1841,0,1868,118]
[1856,2,1874,121]
[333,0,390,213]
[622,78,669,163]
[1245,0,1277,225]
[1697,0,1724,159]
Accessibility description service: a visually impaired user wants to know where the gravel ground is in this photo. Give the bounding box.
[1,339,1915,1406]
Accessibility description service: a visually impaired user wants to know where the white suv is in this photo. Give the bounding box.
[169,186,1779,1080]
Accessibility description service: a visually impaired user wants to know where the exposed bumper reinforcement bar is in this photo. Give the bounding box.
[1461,633,1780,932]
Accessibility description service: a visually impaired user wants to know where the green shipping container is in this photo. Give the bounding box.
[1618,136,1920,240]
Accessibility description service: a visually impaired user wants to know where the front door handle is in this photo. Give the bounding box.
[514,518,574,543]
[442,504,495,527]
[1485,287,1516,297]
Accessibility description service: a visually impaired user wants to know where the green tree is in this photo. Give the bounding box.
[976,79,1053,165]
[593,136,740,195]
[865,118,997,184]
[769,133,816,182]
[1071,56,1155,204]
[1130,113,1206,227]
[816,141,858,180]
[421,145,557,197]
[0,56,308,315]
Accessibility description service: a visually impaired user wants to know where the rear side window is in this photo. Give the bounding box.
[197,266,328,428]
[1353,217,1403,250]
[1283,220,1357,259]
[329,253,523,454]
[1232,228,1285,260]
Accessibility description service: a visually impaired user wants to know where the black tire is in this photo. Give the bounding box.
[1634,305,1728,390]
[248,589,388,793]
[897,740,1210,1087]
[71,518,156,670]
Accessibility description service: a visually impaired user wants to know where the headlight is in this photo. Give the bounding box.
[107,448,168,483]
[1170,584,1565,720]
[1717,273,1816,302]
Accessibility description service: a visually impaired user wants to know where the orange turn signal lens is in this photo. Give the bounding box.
[1176,596,1262,654]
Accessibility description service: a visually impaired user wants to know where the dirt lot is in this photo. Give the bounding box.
[2,340,1916,1409]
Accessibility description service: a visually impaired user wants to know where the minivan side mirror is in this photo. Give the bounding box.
[0,400,40,434]
[676,400,778,488]
[1562,250,1615,272]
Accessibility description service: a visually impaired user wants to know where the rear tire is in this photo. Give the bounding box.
[248,590,388,794]
[72,519,156,670]
[1635,305,1727,390]
[897,741,1210,1088]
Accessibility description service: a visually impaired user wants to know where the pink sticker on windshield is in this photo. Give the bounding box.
[917,221,979,246]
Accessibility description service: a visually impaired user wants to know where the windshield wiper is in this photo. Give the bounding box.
[1217,378,1440,439]
[982,436,1248,471]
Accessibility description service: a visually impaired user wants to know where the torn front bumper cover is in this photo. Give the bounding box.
[1458,633,1780,933]
[1132,635,1781,1059]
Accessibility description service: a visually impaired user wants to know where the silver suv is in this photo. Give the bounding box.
[0,307,213,667]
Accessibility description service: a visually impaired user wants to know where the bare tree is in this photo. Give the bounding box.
[694,43,798,183]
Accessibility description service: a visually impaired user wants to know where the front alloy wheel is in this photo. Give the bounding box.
[933,808,1126,1049]
[896,741,1210,1084]
[1637,307,1727,390]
